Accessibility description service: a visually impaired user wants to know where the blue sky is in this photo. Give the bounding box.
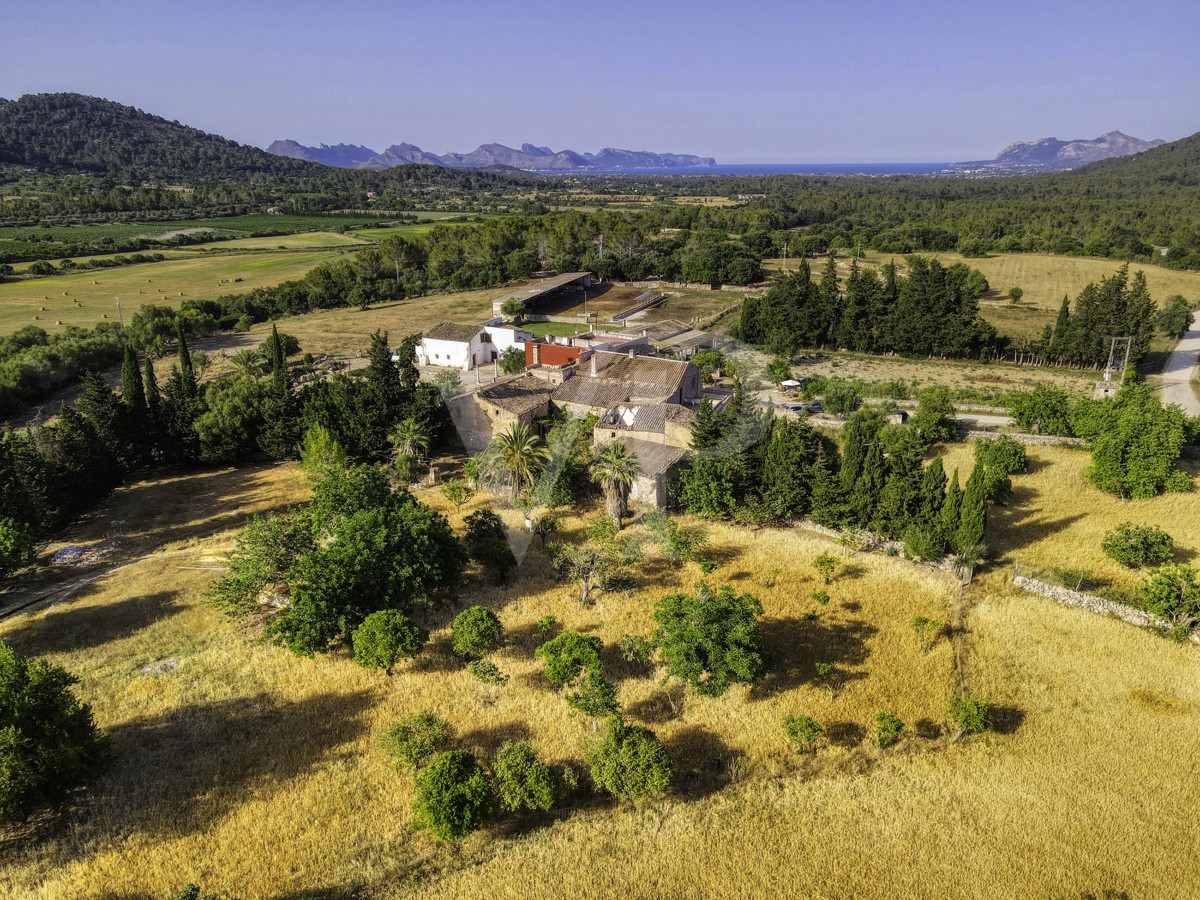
[3,0,1198,162]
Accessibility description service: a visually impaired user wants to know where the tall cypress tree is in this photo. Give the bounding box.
[258,325,299,460]
[176,318,196,398]
[690,397,722,450]
[851,441,886,526]
[917,455,948,527]
[121,346,146,417]
[143,356,161,422]
[940,469,963,546]
[816,253,841,348]
[809,446,850,529]
[1049,295,1071,361]
[873,434,923,539]
[955,465,988,554]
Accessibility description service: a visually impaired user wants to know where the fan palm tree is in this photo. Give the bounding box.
[481,421,549,500]
[591,441,641,529]
[230,347,265,378]
[390,417,431,484]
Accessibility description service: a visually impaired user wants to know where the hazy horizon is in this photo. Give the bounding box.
[3,0,1197,163]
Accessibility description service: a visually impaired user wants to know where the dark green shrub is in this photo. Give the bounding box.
[1137,564,1200,633]
[812,552,838,584]
[451,606,503,659]
[586,717,672,801]
[0,643,106,825]
[1101,522,1174,568]
[811,589,831,607]
[535,614,557,644]
[902,525,946,562]
[910,616,944,653]
[975,435,1028,475]
[823,378,862,417]
[492,742,558,813]
[352,610,428,674]
[0,518,35,580]
[380,711,452,770]
[412,749,495,841]
[875,711,905,748]
[783,714,823,754]
[535,632,603,684]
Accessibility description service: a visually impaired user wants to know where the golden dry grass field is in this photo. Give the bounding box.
[0,445,1197,899]
[940,442,1200,597]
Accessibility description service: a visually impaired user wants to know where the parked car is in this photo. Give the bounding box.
[804,399,823,413]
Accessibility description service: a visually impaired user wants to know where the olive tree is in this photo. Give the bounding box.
[412,749,495,840]
[585,716,672,801]
[451,606,503,659]
[352,610,428,674]
[380,711,452,771]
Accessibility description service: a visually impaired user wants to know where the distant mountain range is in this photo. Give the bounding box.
[266,139,717,171]
[953,131,1166,172]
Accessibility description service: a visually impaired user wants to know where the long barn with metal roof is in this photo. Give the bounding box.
[491,272,591,316]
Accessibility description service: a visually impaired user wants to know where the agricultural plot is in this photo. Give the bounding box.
[0,249,353,335]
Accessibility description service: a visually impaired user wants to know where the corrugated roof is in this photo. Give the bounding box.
[478,376,554,415]
[605,403,694,434]
[619,438,688,477]
[424,321,484,343]
[500,272,591,305]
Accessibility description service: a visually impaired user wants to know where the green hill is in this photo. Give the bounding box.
[1071,129,1200,185]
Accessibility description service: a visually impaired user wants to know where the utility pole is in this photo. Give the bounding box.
[115,296,123,326]
[781,239,788,269]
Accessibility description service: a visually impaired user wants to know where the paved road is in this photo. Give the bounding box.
[1160,311,1200,416]
[956,413,1013,428]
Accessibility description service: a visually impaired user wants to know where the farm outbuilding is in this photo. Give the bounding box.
[490,272,591,317]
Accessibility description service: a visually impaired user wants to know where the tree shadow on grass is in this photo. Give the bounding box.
[456,720,532,757]
[989,704,1027,735]
[99,689,378,841]
[755,616,876,697]
[625,691,682,726]
[2,589,183,656]
[824,721,867,748]
[664,725,737,798]
[410,636,465,675]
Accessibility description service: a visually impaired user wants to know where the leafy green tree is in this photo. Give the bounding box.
[468,660,509,685]
[812,552,838,585]
[651,580,769,696]
[592,440,641,530]
[822,378,861,417]
[451,606,503,659]
[0,643,106,825]
[975,435,1027,475]
[193,376,270,463]
[440,477,473,512]
[536,632,603,685]
[0,518,36,580]
[464,509,517,583]
[498,346,526,375]
[299,423,348,481]
[585,716,672,801]
[566,667,620,718]
[678,457,736,518]
[1137,564,1199,632]
[765,356,792,386]
[1008,385,1076,436]
[875,711,905,748]
[352,610,428,674]
[120,345,146,419]
[1008,286,1023,303]
[1156,295,1193,338]
[760,418,833,520]
[851,441,886,526]
[947,696,991,737]
[492,742,558,812]
[500,297,525,322]
[543,517,641,605]
[643,510,707,563]
[1085,383,1190,498]
[412,750,495,841]
[912,386,958,446]
[381,711,452,770]
[783,714,823,754]
[1101,522,1174,568]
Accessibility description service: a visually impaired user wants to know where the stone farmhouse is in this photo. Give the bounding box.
[446,347,705,507]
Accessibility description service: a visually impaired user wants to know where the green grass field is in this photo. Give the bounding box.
[0,249,353,334]
[0,214,395,244]
[522,321,588,337]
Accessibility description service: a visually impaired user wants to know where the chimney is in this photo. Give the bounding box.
[532,342,541,365]
[628,348,636,359]
[589,353,598,378]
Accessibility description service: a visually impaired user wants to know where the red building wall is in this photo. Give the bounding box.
[526,343,583,367]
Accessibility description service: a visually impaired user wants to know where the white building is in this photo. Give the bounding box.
[413,321,531,371]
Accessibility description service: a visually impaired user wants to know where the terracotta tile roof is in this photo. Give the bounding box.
[477,376,554,415]
[553,351,693,409]
[424,322,484,343]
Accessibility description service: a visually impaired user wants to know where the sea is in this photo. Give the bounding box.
[533,163,954,176]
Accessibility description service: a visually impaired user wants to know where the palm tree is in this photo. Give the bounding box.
[390,417,431,484]
[591,441,641,529]
[481,421,549,500]
[230,347,265,378]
